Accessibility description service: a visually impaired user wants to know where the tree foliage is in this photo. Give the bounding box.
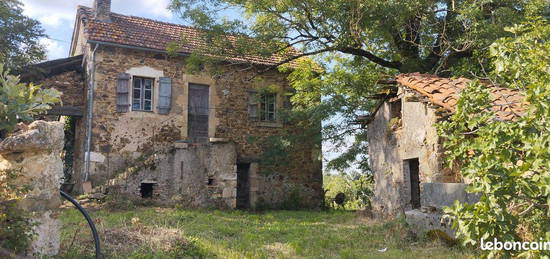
[440,18,549,258]
[324,171,373,210]
[170,0,548,74]
[169,0,549,171]
[0,64,61,135]
[0,0,46,71]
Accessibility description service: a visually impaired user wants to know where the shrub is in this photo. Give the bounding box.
[440,18,550,258]
[0,63,61,136]
[324,171,373,210]
[0,169,36,254]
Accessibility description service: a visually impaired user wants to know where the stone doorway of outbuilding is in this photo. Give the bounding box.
[404,158,421,209]
[236,163,250,209]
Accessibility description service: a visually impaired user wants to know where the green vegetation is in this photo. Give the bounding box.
[0,0,46,71]
[0,168,35,254]
[0,64,60,255]
[440,18,550,258]
[59,207,472,258]
[169,0,549,172]
[0,64,61,136]
[324,172,373,210]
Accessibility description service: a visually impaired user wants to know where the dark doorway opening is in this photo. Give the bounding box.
[61,116,77,193]
[406,158,421,209]
[236,163,250,209]
[140,183,154,198]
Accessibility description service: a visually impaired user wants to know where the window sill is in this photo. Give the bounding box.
[130,110,154,113]
[254,121,283,128]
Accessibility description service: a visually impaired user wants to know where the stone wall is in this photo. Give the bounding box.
[84,45,322,208]
[0,121,64,256]
[37,71,85,107]
[405,183,480,238]
[368,88,459,217]
[106,141,237,208]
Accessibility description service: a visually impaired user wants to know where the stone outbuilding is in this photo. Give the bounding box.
[364,73,524,235]
[21,0,322,209]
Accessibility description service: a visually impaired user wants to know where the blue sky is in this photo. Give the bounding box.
[21,0,182,60]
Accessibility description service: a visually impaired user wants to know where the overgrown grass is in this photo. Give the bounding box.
[58,207,473,258]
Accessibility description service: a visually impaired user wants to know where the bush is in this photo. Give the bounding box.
[0,169,36,254]
[0,63,61,136]
[324,171,373,210]
[440,18,550,258]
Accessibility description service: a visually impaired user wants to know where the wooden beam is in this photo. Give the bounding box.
[47,106,84,116]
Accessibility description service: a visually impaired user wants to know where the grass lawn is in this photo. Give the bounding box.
[58,206,473,258]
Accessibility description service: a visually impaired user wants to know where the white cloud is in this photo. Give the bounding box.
[39,38,66,60]
[114,0,173,19]
[21,0,172,28]
[21,0,91,27]
[22,0,176,60]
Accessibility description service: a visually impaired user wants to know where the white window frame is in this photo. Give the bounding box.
[132,76,154,111]
[260,93,277,121]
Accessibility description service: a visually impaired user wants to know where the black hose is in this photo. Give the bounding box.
[60,190,101,259]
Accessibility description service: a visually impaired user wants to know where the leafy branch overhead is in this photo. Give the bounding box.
[168,0,548,170]
[169,0,548,74]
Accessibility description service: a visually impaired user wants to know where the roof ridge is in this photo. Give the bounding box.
[76,5,301,67]
[77,5,197,31]
[395,73,525,120]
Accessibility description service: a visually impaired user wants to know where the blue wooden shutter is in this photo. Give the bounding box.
[116,73,130,112]
[158,77,172,114]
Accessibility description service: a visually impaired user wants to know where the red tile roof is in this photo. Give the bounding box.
[78,6,300,67]
[396,73,525,120]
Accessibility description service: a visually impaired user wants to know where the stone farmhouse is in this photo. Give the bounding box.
[21,0,322,209]
[364,73,524,235]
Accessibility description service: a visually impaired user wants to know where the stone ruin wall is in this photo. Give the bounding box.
[0,121,64,256]
[84,46,322,208]
[106,142,238,208]
[368,88,460,217]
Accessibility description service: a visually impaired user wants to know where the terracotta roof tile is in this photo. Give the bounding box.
[78,6,300,67]
[396,73,526,120]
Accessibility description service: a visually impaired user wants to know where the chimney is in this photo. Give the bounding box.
[93,0,111,22]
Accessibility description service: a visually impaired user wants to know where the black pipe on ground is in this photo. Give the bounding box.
[60,190,101,259]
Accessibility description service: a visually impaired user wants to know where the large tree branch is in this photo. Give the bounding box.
[338,47,402,70]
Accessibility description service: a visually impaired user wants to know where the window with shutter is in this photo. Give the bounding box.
[283,95,292,109]
[158,77,172,114]
[116,73,131,112]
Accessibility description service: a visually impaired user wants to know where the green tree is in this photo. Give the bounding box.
[169,0,549,170]
[0,0,46,71]
[170,0,548,74]
[0,64,61,136]
[324,171,373,210]
[440,18,549,258]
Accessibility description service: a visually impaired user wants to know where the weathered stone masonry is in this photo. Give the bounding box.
[366,73,524,236]
[77,46,322,209]
[21,0,323,210]
[0,121,64,256]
